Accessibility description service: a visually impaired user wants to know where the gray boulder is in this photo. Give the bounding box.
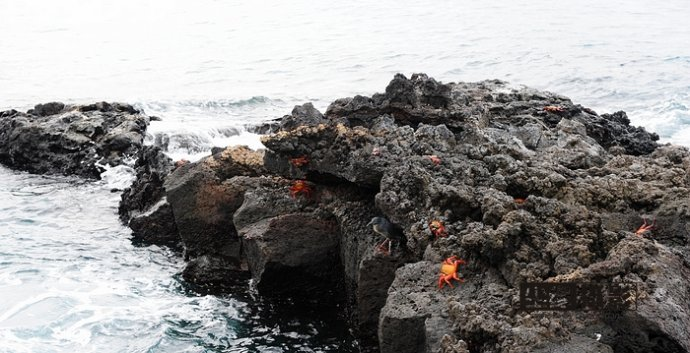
[0,102,149,178]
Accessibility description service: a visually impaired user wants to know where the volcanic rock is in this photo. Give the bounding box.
[162,146,266,287]
[238,212,340,294]
[0,102,149,178]
[118,146,180,247]
[117,73,689,353]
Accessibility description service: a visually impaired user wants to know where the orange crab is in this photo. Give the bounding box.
[428,155,442,165]
[289,180,312,199]
[289,155,309,167]
[635,217,656,236]
[438,256,465,289]
[514,197,527,205]
[543,105,565,113]
[429,220,448,239]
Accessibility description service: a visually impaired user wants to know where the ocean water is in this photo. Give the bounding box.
[0,167,356,353]
[1,1,689,352]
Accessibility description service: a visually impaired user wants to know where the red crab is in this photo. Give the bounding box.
[372,147,381,156]
[289,156,309,167]
[438,256,465,289]
[543,105,565,113]
[429,220,448,239]
[428,155,442,165]
[376,238,392,256]
[635,217,656,236]
[174,159,190,168]
[514,197,527,205]
[289,180,312,199]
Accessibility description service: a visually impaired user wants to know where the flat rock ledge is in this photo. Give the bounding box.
[0,101,149,178]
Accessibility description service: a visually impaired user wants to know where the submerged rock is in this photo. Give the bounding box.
[0,102,149,178]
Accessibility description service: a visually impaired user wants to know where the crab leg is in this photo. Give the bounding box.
[376,238,391,255]
[635,217,657,236]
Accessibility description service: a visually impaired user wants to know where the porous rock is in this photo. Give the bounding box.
[259,74,685,352]
[0,102,149,178]
[117,73,689,353]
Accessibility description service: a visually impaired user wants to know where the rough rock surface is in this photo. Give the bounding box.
[118,74,689,352]
[118,145,179,247]
[164,146,266,287]
[238,212,340,294]
[259,74,685,353]
[0,101,149,178]
[279,102,328,131]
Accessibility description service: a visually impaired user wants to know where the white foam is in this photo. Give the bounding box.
[98,164,136,190]
[146,122,265,162]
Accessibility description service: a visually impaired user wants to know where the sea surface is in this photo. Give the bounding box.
[1,1,689,352]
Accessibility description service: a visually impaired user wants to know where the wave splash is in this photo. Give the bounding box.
[134,97,289,161]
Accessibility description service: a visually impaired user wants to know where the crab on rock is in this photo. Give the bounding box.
[289,180,312,199]
[174,159,190,169]
[438,256,465,289]
[635,217,656,236]
[543,105,565,113]
[429,220,448,239]
[289,155,309,167]
[428,155,442,165]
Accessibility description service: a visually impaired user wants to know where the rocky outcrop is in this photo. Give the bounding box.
[164,146,265,287]
[257,74,686,353]
[549,236,690,353]
[117,73,689,353]
[118,145,178,247]
[279,102,328,131]
[0,101,149,178]
[238,212,340,293]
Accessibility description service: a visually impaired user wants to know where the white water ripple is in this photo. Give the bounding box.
[0,164,355,353]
